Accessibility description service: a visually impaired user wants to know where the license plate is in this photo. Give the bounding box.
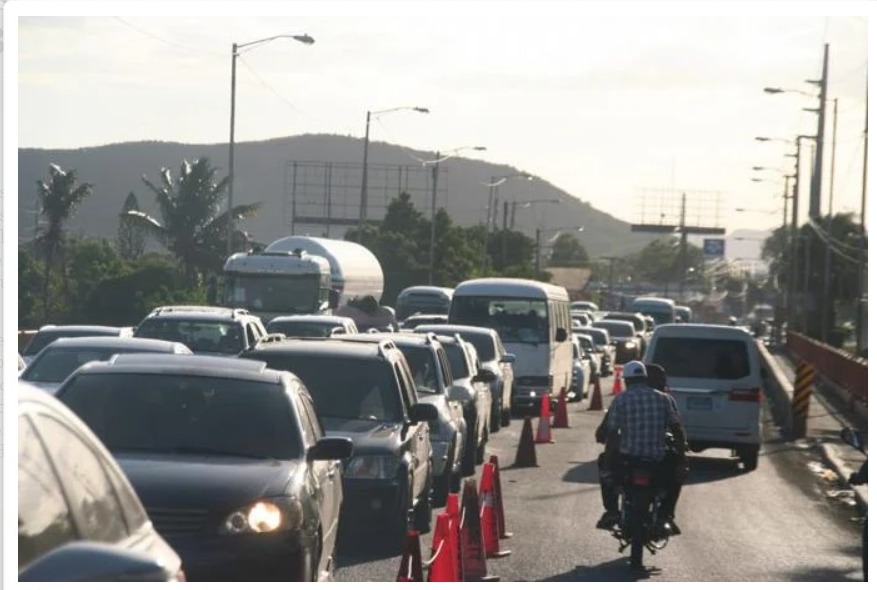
[687,397,713,411]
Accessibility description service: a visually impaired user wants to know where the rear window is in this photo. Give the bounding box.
[584,330,608,345]
[23,331,113,356]
[136,319,243,354]
[594,322,634,338]
[267,321,337,338]
[23,348,123,383]
[651,337,751,380]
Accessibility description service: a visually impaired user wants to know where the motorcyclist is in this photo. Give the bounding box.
[595,361,686,533]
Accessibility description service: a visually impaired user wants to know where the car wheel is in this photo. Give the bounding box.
[476,436,486,465]
[740,445,759,471]
[501,406,511,427]
[393,478,413,540]
[414,481,432,534]
[490,399,501,433]
[432,442,455,508]
[462,425,477,476]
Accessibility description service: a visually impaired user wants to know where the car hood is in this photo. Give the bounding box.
[117,454,301,511]
[322,417,403,454]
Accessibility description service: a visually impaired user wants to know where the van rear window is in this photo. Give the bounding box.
[651,337,750,380]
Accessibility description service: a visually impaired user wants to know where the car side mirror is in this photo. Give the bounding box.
[501,353,516,364]
[307,437,354,461]
[18,541,174,582]
[473,369,497,384]
[409,402,439,423]
[555,328,568,342]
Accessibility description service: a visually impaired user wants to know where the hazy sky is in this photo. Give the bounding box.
[8,1,872,234]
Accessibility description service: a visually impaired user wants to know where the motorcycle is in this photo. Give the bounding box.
[611,456,672,571]
[840,427,867,582]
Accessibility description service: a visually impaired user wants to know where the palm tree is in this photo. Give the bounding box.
[125,157,261,284]
[36,164,93,320]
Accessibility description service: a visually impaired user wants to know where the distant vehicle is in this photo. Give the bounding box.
[19,336,191,395]
[222,248,334,320]
[576,326,615,376]
[18,382,184,582]
[134,306,268,356]
[413,324,515,432]
[569,335,591,402]
[592,319,640,363]
[643,323,764,471]
[570,301,598,313]
[241,338,437,539]
[603,311,650,353]
[674,305,692,323]
[571,310,593,328]
[266,314,358,338]
[21,325,134,365]
[448,278,572,416]
[396,286,454,321]
[629,297,677,326]
[576,333,601,379]
[55,354,353,581]
[401,313,449,331]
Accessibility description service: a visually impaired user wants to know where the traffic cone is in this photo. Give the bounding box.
[479,462,511,559]
[459,478,500,581]
[588,371,604,411]
[612,365,624,396]
[427,513,458,581]
[395,528,424,581]
[445,492,461,582]
[553,386,570,428]
[489,455,512,539]
[534,394,554,443]
[513,416,538,467]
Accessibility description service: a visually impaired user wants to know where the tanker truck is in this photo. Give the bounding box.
[222,236,384,322]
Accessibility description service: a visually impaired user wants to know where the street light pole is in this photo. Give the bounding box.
[428,151,440,285]
[821,97,839,342]
[227,33,314,258]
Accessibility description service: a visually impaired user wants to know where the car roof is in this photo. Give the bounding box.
[67,353,282,384]
[37,336,189,352]
[651,323,756,341]
[412,324,497,337]
[248,337,397,361]
[35,325,129,334]
[268,315,352,324]
[334,332,438,349]
[142,306,255,322]
[593,319,635,327]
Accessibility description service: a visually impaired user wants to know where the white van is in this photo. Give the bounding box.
[642,323,764,471]
[448,278,572,414]
[629,296,677,326]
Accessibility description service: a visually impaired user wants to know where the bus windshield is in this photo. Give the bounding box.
[225,274,327,314]
[450,296,549,344]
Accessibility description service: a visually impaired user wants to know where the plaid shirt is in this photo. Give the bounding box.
[605,382,682,461]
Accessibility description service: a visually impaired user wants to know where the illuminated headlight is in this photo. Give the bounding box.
[624,341,636,349]
[345,454,400,479]
[220,498,302,535]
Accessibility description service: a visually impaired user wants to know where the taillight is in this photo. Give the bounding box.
[728,388,762,402]
[631,469,652,486]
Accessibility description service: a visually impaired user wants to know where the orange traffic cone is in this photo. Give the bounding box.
[489,455,512,539]
[480,462,511,559]
[445,492,461,582]
[427,513,458,581]
[395,528,424,581]
[553,387,570,428]
[612,365,624,396]
[588,371,604,411]
[534,394,554,443]
[459,478,500,581]
[513,416,538,467]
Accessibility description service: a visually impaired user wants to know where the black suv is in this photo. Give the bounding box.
[134,306,269,356]
[241,338,438,540]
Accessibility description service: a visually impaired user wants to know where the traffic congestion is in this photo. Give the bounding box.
[16,235,866,582]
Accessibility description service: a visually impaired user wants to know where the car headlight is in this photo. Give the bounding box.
[345,454,400,479]
[624,341,635,349]
[220,498,302,535]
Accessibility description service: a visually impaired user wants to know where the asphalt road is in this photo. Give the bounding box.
[335,373,865,582]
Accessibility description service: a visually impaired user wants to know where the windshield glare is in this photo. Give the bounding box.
[59,374,300,459]
[22,348,117,383]
[226,275,322,314]
[450,297,549,344]
[136,320,243,354]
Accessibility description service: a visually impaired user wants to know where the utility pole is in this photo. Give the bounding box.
[677,193,688,300]
[357,110,373,244]
[535,228,542,275]
[428,151,440,285]
[809,43,829,219]
[856,85,868,357]
[821,97,838,342]
[501,201,509,269]
[482,180,495,275]
[789,135,803,331]
[600,256,620,310]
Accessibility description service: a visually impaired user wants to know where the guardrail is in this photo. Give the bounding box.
[786,331,867,405]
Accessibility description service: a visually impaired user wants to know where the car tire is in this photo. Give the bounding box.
[490,399,501,433]
[501,406,511,427]
[414,481,432,534]
[432,442,455,508]
[740,446,759,471]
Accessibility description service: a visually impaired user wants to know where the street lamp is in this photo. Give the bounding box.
[510,198,561,229]
[425,146,487,285]
[227,33,314,258]
[480,172,533,273]
[763,87,820,99]
[357,106,430,243]
[535,226,583,274]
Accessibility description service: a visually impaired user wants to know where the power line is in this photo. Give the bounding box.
[112,17,221,56]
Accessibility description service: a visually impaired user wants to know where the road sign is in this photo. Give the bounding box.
[703,238,725,258]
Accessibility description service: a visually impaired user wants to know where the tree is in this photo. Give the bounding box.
[35,164,93,321]
[125,157,261,285]
[117,192,146,260]
[548,233,589,267]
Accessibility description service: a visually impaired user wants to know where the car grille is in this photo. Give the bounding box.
[147,506,212,537]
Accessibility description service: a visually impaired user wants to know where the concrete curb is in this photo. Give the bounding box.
[819,442,868,510]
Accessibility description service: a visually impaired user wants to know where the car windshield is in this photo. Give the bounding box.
[606,314,644,332]
[451,297,549,344]
[23,330,113,356]
[584,330,608,345]
[58,373,300,459]
[23,348,126,383]
[136,319,244,354]
[651,337,751,380]
[594,322,634,337]
[443,344,469,380]
[268,321,337,338]
[251,355,403,422]
[225,274,323,314]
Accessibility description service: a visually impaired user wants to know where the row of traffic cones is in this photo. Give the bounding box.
[397,456,512,582]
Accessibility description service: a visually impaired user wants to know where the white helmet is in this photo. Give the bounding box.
[622,360,647,380]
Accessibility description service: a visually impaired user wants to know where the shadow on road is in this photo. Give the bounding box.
[562,458,600,485]
[335,529,404,567]
[682,455,748,485]
[540,557,664,581]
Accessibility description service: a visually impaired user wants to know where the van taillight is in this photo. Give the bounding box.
[729,388,762,402]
